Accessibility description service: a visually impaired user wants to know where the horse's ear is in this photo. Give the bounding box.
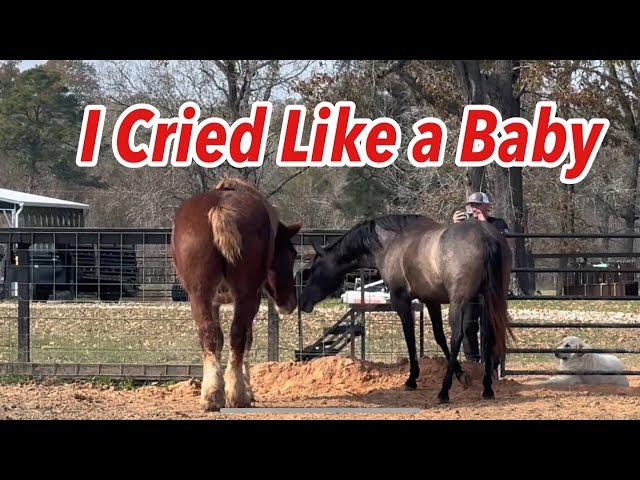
[285,221,303,239]
[311,239,325,257]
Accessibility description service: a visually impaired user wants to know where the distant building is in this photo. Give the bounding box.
[0,188,88,227]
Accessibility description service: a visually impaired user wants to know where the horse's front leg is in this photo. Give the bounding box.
[425,302,471,389]
[390,289,420,390]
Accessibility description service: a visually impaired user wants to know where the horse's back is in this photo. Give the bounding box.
[391,220,510,303]
[174,189,271,244]
[172,189,273,296]
[437,221,511,300]
[379,222,450,302]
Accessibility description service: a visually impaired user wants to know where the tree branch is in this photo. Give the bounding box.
[267,169,306,198]
[375,60,411,80]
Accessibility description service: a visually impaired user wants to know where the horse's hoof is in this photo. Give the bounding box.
[225,392,252,408]
[200,397,225,412]
[437,394,449,404]
[404,377,417,390]
[226,398,252,408]
[482,390,495,400]
[246,388,255,403]
[456,372,472,389]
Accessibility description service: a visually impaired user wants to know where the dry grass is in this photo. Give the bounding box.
[0,299,638,370]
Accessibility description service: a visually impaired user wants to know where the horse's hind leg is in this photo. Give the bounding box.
[391,289,420,390]
[193,298,225,411]
[243,324,255,402]
[479,300,496,399]
[462,302,482,363]
[437,303,465,404]
[225,293,261,408]
[426,302,470,389]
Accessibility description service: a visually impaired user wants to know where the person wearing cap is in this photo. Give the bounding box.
[452,192,510,363]
[452,192,509,234]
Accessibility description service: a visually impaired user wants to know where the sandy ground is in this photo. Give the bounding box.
[1,356,639,420]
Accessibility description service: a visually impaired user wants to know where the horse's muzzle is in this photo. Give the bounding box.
[277,298,297,315]
[300,300,315,313]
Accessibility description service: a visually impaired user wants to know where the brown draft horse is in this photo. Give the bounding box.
[171,178,302,411]
[299,214,514,403]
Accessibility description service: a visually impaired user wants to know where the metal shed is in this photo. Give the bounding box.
[0,188,88,227]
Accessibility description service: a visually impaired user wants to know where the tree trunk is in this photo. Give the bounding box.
[602,213,610,254]
[607,62,639,253]
[621,153,639,253]
[484,60,534,294]
[454,60,486,193]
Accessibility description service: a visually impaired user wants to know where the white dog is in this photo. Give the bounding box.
[541,336,629,387]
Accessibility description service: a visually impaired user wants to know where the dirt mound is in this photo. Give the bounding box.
[251,356,521,398]
[166,356,513,401]
[2,356,640,419]
[251,357,398,399]
[166,378,201,396]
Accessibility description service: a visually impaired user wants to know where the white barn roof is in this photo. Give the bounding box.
[0,188,89,210]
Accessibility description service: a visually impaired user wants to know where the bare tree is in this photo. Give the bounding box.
[92,60,317,226]
[537,60,640,252]
[453,60,533,293]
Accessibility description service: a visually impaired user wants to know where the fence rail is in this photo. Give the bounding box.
[0,227,638,380]
[0,362,202,380]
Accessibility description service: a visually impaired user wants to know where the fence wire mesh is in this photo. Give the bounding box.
[0,228,638,379]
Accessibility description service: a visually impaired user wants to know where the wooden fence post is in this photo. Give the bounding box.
[267,298,279,361]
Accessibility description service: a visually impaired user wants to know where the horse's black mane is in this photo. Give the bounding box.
[326,214,430,261]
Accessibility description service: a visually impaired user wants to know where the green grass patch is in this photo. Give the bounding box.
[0,374,33,384]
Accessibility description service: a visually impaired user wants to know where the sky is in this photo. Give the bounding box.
[14,60,325,99]
[19,60,46,70]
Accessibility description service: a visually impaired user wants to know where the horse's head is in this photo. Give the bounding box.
[264,221,303,315]
[299,242,353,313]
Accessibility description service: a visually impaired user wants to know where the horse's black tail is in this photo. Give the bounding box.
[481,236,515,358]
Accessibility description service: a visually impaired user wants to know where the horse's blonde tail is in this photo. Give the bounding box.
[208,204,242,265]
[215,177,261,195]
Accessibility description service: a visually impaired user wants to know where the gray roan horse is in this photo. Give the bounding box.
[299,214,514,403]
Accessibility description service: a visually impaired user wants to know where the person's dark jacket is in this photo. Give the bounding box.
[487,216,509,235]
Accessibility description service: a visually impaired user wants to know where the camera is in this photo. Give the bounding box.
[460,212,472,221]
